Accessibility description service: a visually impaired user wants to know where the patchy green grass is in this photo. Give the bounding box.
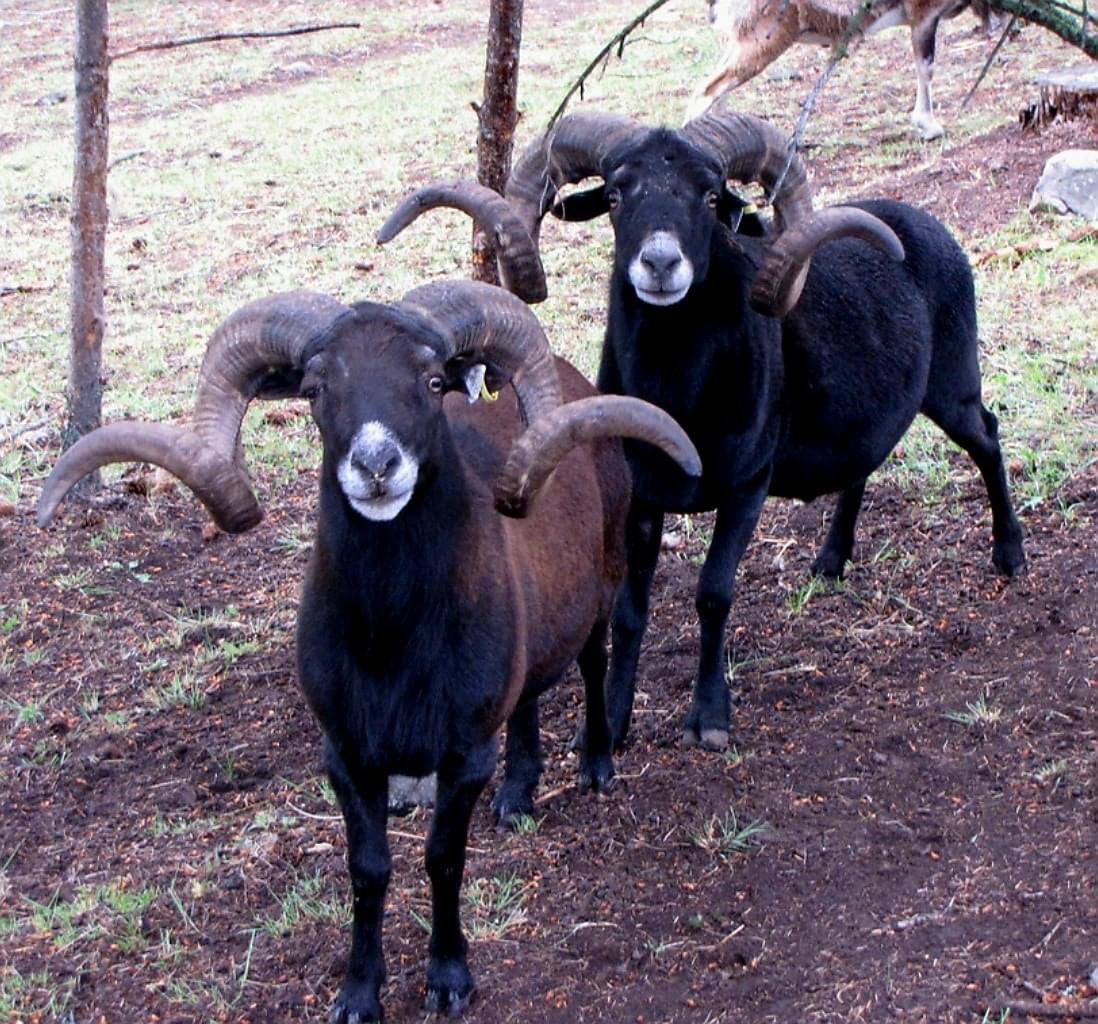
[944,692,1005,729]
[691,810,769,860]
[259,871,349,938]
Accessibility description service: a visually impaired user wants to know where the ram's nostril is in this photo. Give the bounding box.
[641,250,682,278]
[352,441,401,480]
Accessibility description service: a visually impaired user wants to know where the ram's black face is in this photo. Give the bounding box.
[301,306,473,522]
[562,132,729,307]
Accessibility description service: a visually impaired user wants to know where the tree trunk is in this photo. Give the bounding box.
[472,0,524,286]
[67,0,110,487]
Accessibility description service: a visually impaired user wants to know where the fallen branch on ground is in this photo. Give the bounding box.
[111,22,360,63]
[988,999,1098,1018]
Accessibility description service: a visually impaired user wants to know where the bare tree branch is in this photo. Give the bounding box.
[110,22,360,63]
[989,0,1098,55]
[546,0,676,131]
[961,15,1019,108]
[770,0,878,201]
[473,0,524,285]
[67,0,109,488]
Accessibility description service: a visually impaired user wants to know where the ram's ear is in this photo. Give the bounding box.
[551,185,611,221]
[718,186,767,237]
[457,362,488,404]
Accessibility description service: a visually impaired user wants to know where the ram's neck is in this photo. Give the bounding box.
[313,440,470,644]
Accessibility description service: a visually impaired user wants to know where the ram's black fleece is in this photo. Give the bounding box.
[576,133,1025,751]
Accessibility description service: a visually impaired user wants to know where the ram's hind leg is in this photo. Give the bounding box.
[910,17,945,140]
[492,698,542,827]
[923,397,1026,576]
[577,618,614,794]
[812,477,868,580]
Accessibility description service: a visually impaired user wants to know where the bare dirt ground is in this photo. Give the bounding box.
[2,3,1096,1024]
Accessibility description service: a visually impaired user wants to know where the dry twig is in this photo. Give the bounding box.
[546,0,675,131]
[111,22,360,63]
[990,999,1098,1018]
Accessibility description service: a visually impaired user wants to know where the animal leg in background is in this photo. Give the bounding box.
[576,619,615,792]
[811,477,869,579]
[491,698,543,825]
[685,11,800,120]
[910,13,945,139]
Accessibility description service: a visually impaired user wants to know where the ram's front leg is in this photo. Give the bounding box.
[424,742,496,1016]
[685,484,768,750]
[326,740,391,1024]
[604,499,665,749]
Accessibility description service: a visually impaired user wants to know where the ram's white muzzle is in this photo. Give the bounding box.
[629,231,694,306]
[338,421,419,521]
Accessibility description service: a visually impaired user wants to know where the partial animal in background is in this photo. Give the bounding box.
[38,278,700,1023]
[690,0,1008,139]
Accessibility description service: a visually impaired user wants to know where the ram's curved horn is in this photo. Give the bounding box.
[398,279,562,427]
[682,105,905,317]
[377,181,548,304]
[191,291,351,465]
[495,395,702,518]
[37,422,263,533]
[749,208,906,317]
[505,112,645,247]
[37,292,350,531]
[682,106,812,230]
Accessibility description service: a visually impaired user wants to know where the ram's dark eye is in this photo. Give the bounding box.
[607,188,622,210]
[705,190,719,209]
[301,380,323,401]
[427,375,445,394]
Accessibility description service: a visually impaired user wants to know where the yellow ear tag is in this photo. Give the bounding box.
[479,380,500,402]
[742,203,757,215]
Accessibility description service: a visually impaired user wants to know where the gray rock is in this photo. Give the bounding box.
[1029,149,1098,221]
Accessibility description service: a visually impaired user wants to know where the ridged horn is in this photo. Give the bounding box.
[192,291,351,466]
[505,112,645,248]
[398,279,562,427]
[682,106,812,230]
[749,207,906,317]
[683,105,905,317]
[37,422,262,533]
[37,291,350,532]
[377,181,548,304]
[494,395,702,519]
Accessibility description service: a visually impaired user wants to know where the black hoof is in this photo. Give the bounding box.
[329,987,383,1024]
[491,784,535,829]
[425,961,475,1018]
[682,726,729,751]
[992,541,1026,578]
[579,754,615,794]
[425,986,474,1017]
[810,549,847,580]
